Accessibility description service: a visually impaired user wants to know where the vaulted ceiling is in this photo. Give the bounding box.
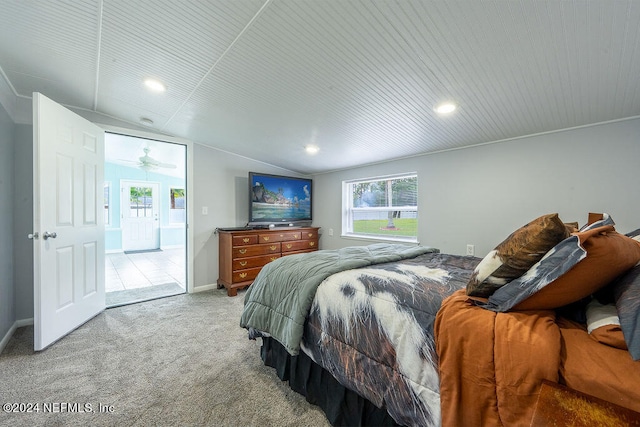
[1,1,639,174]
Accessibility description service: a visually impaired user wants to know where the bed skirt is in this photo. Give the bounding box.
[260,337,399,426]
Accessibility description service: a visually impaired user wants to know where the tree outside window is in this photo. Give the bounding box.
[170,188,185,223]
[343,173,418,242]
[129,186,153,217]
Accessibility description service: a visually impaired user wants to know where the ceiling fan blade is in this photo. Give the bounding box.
[139,155,160,166]
[116,159,141,165]
[157,162,177,169]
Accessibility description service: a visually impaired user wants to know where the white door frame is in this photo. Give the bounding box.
[101,125,194,293]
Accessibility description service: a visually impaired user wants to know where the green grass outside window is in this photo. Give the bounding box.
[352,218,417,237]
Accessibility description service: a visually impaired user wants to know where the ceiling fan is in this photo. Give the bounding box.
[119,147,177,171]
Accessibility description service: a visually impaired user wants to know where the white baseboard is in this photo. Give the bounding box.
[0,318,33,354]
[16,318,34,327]
[192,284,218,293]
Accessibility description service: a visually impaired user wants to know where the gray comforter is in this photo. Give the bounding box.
[239,243,439,355]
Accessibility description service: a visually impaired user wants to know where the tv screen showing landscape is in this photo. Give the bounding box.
[249,172,312,225]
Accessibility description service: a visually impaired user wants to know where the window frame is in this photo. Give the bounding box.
[169,187,186,224]
[342,172,418,243]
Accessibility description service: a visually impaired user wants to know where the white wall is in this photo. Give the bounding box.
[191,144,305,289]
[0,102,15,344]
[12,125,32,321]
[313,118,640,258]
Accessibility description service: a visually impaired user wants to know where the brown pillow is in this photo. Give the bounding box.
[467,213,570,297]
[514,226,640,310]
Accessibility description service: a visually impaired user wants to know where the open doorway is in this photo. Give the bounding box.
[104,133,187,307]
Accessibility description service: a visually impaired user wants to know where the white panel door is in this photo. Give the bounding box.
[121,181,160,252]
[33,93,105,351]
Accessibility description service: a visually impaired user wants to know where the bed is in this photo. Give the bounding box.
[240,213,640,426]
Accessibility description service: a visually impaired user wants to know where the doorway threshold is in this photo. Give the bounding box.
[123,248,163,255]
[107,282,184,308]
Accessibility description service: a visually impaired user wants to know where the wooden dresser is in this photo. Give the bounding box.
[217,227,320,296]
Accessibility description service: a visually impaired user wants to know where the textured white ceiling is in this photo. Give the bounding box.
[1,0,639,174]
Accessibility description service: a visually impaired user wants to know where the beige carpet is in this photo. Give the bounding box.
[0,290,330,427]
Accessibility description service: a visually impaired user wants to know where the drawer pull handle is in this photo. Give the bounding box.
[280,234,284,237]
[309,242,315,246]
[286,244,292,249]
[243,238,250,243]
[270,257,278,261]
[263,236,270,241]
[239,261,247,267]
[239,273,247,279]
[270,245,277,251]
[239,249,247,255]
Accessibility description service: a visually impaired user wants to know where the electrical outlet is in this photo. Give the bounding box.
[466,244,475,256]
[329,228,334,236]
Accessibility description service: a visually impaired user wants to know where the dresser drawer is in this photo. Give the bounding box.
[232,254,280,270]
[233,243,281,258]
[282,239,318,253]
[258,231,302,243]
[232,234,258,246]
[232,267,262,283]
[301,229,318,240]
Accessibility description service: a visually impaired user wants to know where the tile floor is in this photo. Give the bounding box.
[105,247,186,292]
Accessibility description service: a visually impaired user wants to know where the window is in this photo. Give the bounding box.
[343,173,418,242]
[169,187,186,224]
[129,186,153,217]
[104,182,110,225]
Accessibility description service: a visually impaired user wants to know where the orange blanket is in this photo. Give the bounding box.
[435,290,561,426]
[557,317,640,413]
[435,290,640,426]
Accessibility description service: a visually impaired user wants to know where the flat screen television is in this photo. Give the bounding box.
[248,172,312,228]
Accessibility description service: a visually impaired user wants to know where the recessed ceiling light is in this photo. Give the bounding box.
[434,102,457,115]
[139,117,154,126]
[305,145,319,155]
[144,78,166,92]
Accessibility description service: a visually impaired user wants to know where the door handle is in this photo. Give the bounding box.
[42,231,57,240]
[27,232,39,240]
